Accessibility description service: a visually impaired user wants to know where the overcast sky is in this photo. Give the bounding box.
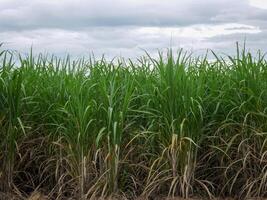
[1,0,267,58]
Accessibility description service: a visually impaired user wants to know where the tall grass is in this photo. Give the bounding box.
[1,44,267,199]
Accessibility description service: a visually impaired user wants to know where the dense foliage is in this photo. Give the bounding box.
[1,44,267,199]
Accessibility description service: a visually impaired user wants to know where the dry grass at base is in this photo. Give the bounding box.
[27,192,48,200]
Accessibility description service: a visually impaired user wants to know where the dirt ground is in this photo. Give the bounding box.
[1,191,267,200]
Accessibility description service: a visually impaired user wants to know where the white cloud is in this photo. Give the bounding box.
[1,23,262,59]
[137,24,260,39]
[249,0,267,9]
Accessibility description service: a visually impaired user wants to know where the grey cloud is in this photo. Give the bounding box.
[0,0,261,31]
[0,0,267,58]
[204,30,267,56]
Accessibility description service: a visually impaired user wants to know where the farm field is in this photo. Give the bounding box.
[1,44,267,200]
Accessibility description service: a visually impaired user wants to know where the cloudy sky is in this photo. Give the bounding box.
[1,0,267,58]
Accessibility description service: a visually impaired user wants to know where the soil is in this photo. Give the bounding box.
[2,192,267,200]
